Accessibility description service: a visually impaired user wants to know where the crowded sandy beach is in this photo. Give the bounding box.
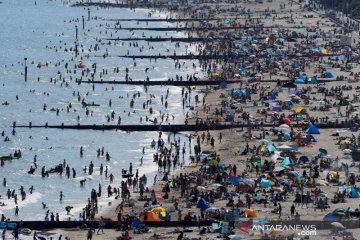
[2,0,360,239]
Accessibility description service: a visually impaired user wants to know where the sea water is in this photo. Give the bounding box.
[0,0,202,220]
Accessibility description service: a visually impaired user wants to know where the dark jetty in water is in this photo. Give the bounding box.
[76,78,343,86]
[13,122,353,132]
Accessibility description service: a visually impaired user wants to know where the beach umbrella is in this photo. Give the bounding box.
[151,207,166,213]
[277,145,292,151]
[258,139,269,145]
[279,124,290,129]
[197,186,206,191]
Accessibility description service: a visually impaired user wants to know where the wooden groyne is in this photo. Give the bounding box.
[13,122,352,132]
[76,78,343,86]
[107,25,305,31]
[4,219,360,230]
[95,53,344,60]
[14,123,245,132]
[77,79,240,86]
[105,37,229,42]
[104,17,266,22]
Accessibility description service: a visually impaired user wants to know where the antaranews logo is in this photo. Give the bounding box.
[236,220,317,236]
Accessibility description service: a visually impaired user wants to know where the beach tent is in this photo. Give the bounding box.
[197,198,209,211]
[283,118,291,125]
[319,148,327,157]
[308,76,317,84]
[242,209,257,218]
[139,211,161,222]
[294,78,305,84]
[283,133,292,140]
[294,106,304,113]
[291,31,299,38]
[299,156,309,163]
[305,124,320,134]
[280,180,291,190]
[281,157,291,167]
[266,145,276,152]
[224,19,231,24]
[324,72,334,78]
[151,207,166,213]
[349,186,359,198]
[272,106,282,112]
[261,179,269,188]
[131,218,142,229]
[228,176,240,185]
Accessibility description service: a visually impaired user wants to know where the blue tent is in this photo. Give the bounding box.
[349,186,359,198]
[283,133,292,140]
[267,145,276,152]
[281,157,291,167]
[323,212,339,221]
[261,179,269,188]
[226,115,234,122]
[294,78,305,84]
[308,76,317,84]
[228,176,240,185]
[131,218,142,229]
[299,156,309,163]
[196,198,209,211]
[224,19,230,24]
[324,72,334,78]
[305,124,320,134]
[280,181,291,190]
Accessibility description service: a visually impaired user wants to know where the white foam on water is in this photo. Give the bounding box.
[0,192,42,210]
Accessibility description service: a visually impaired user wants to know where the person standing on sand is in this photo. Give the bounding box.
[278,203,282,218]
[291,204,295,217]
[87,228,93,240]
[97,216,105,234]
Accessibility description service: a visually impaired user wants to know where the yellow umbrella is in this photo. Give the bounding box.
[151,207,166,213]
[294,106,304,113]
